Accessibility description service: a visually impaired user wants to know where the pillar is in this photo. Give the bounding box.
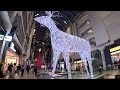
[25,22,35,60]
[0,11,12,62]
[100,50,106,70]
[66,26,71,34]
[19,53,23,65]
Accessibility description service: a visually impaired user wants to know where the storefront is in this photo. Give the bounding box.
[74,60,83,71]
[5,42,20,66]
[5,48,19,65]
[104,38,120,66]
[110,45,120,64]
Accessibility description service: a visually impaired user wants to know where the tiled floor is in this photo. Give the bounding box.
[4,69,120,79]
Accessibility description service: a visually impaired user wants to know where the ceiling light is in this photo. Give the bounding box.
[64,21,67,24]
[87,21,90,24]
[42,42,45,44]
[88,29,93,33]
[34,29,36,32]
[35,14,39,16]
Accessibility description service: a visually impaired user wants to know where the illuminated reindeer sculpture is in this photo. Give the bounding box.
[34,11,94,79]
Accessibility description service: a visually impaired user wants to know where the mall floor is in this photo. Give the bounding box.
[4,69,120,79]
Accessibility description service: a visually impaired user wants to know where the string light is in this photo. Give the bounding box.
[34,11,94,79]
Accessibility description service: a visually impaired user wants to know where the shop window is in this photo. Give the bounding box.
[110,45,120,64]
[91,50,102,70]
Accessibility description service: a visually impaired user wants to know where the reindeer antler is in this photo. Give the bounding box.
[45,11,53,17]
[45,11,63,17]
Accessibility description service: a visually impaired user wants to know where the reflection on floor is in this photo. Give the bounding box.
[97,70,120,79]
[4,69,120,79]
[56,71,100,79]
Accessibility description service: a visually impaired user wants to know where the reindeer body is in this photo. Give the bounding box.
[51,28,91,53]
[34,11,94,79]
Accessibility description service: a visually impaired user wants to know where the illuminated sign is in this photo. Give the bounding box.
[110,46,120,53]
[4,35,12,42]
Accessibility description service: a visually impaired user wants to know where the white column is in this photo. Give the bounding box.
[0,11,12,34]
[100,50,106,70]
[0,11,12,61]
[66,26,71,34]
[10,11,18,24]
[25,22,35,60]
[72,22,78,36]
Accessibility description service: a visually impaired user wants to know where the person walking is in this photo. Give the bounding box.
[8,63,13,79]
[34,65,38,78]
[0,62,3,79]
[98,65,103,75]
[26,65,30,75]
[12,63,17,79]
[2,62,7,79]
[17,64,21,76]
[21,65,24,77]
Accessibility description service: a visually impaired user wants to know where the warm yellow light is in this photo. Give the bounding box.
[110,50,120,55]
[74,60,82,64]
[110,46,120,52]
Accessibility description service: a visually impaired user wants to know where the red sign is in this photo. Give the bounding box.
[37,52,42,68]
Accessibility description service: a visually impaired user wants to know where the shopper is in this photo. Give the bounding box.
[26,65,30,75]
[2,62,7,79]
[21,65,24,77]
[10,63,13,68]
[12,63,17,79]
[17,64,21,76]
[98,65,103,74]
[118,60,120,69]
[8,63,13,79]
[0,62,3,79]
[34,65,38,77]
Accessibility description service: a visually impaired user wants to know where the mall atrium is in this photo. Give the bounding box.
[0,11,120,79]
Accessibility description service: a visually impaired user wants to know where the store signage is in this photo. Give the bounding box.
[0,35,4,40]
[4,35,12,42]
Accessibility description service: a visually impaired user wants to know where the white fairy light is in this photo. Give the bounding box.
[34,11,94,79]
[35,14,39,16]
[64,21,67,24]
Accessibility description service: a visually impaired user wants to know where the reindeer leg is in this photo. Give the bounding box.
[51,51,60,79]
[87,53,94,78]
[63,52,72,79]
[79,53,90,78]
[88,60,94,78]
[83,61,90,78]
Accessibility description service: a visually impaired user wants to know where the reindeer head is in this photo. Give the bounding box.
[34,11,60,27]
